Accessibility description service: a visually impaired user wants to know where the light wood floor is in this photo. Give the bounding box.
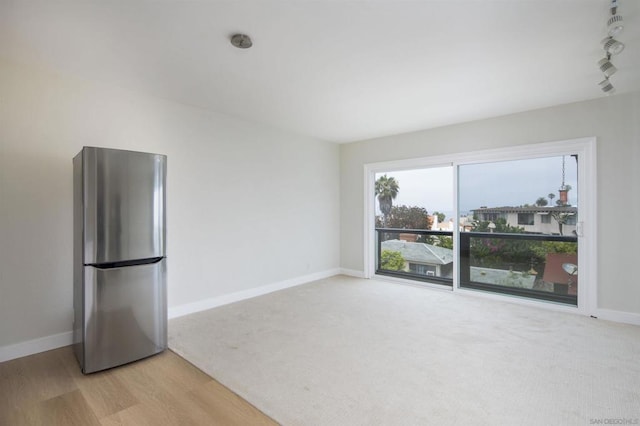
[0,346,278,425]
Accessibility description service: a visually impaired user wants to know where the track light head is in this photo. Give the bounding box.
[607,15,624,37]
[598,57,618,77]
[601,36,625,55]
[598,78,615,95]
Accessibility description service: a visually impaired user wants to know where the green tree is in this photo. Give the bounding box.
[375,175,399,227]
[473,218,524,233]
[434,235,454,249]
[375,205,433,244]
[531,241,577,258]
[382,205,431,229]
[432,211,446,223]
[550,211,574,235]
[535,197,548,206]
[471,218,530,269]
[380,250,405,271]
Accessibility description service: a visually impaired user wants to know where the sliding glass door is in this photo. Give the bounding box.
[458,155,579,305]
[373,167,454,286]
[367,139,594,310]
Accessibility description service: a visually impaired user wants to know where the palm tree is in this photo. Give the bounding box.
[548,193,555,204]
[375,175,399,227]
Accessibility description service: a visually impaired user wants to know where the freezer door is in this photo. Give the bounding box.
[83,147,166,264]
[82,259,167,374]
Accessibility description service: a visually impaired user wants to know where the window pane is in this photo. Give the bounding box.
[458,155,578,305]
[517,213,534,225]
[374,167,454,286]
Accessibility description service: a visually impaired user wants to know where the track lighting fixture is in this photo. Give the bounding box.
[596,0,627,94]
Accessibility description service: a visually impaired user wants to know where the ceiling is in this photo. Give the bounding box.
[1,0,638,143]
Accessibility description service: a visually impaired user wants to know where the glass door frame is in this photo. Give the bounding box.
[364,159,455,292]
[364,137,597,315]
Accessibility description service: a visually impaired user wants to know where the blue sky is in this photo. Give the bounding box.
[376,155,579,218]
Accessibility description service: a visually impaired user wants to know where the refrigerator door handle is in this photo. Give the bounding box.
[88,256,165,270]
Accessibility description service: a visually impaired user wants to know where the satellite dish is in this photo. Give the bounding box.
[562,263,578,276]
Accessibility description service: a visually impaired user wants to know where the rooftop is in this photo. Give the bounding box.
[382,240,453,265]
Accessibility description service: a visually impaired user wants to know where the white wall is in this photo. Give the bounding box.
[2,55,638,356]
[0,59,340,350]
[340,91,640,315]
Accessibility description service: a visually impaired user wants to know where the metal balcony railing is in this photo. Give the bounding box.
[375,228,454,286]
[459,231,578,305]
[376,228,579,305]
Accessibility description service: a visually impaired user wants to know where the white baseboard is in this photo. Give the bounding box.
[339,268,366,278]
[168,268,342,319]
[594,308,640,326]
[0,269,342,363]
[0,331,73,363]
[6,271,635,364]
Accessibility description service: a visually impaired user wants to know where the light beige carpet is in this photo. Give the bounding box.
[169,275,640,425]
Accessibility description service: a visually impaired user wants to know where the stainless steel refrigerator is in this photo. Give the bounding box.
[73,146,167,374]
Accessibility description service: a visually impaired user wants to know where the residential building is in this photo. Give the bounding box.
[381,239,454,278]
[472,206,578,235]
